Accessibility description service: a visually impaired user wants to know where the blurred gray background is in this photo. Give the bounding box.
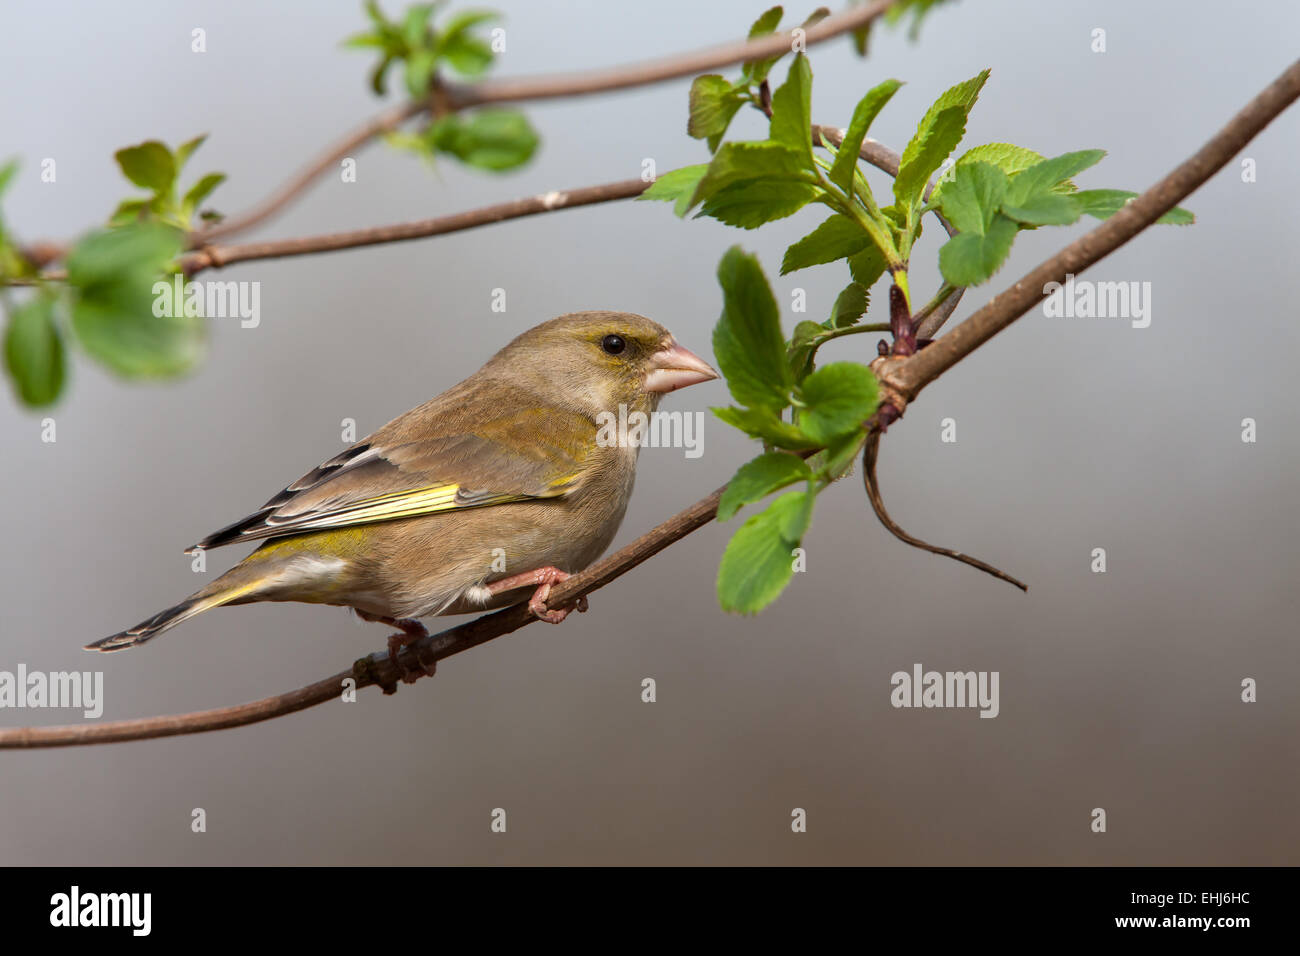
[2,0,1297,865]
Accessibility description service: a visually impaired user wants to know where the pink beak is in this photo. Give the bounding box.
[644,339,720,394]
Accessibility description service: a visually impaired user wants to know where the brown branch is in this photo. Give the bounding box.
[182,179,650,275]
[5,59,1296,749]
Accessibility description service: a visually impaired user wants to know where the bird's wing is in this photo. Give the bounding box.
[191,414,595,550]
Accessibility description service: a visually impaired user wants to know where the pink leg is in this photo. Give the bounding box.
[485,566,589,624]
[355,610,434,683]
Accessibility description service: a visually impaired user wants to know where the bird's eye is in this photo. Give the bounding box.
[601,334,627,355]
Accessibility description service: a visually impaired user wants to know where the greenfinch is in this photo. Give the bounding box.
[88,312,717,673]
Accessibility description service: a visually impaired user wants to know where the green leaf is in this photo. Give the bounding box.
[697,179,818,228]
[713,405,819,450]
[370,54,396,95]
[66,224,202,379]
[951,142,1045,178]
[401,3,435,49]
[742,6,785,84]
[938,213,1018,286]
[639,164,709,217]
[898,69,988,176]
[1001,192,1081,226]
[748,5,784,37]
[718,451,813,520]
[439,33,494,77]
[1073,189,1194,225]
[828,78,902,193]
[108,198,149,227]
[181,172,226,214]
[937,160,1009,234]
[769,54,813,161]
[65,223,182,283]
[689,141,810,210]
[0,158,19,197]
[1007,149,1106,203]
[848,242,888,288]
[173,135,207,172]
[4,295,65,407]
[427,110,539,171]
[797,361,879,443]
[787,320,825,380]
[687,76,746,153]
[828,282,868,329]
[813,431,865,482]
[717,490,812,614]
[894,105,967,210]
[342,31,387,50]
[781,213,870,273]
[713,247,791,409]
[114,141,176,193]
[404,47,438,96]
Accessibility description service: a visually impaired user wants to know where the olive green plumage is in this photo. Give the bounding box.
[89,312,717,651]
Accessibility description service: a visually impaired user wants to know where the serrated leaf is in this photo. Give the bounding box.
[1002,192,1082,226]
[769,55,813,161]
[639,164,709,217]
[828,282,868,328]
[713,247,791,409]
[1073,189,1194,225]
[718,451,813,520]
[114,141,176,193]
[894,105,967,210]
[848,242,888,288]
[898,69,989,184]
[828,78,902,194]
[797,361,879,443]
[713,405,818,450]
[1007,149,1106,204]
[742,6,786,84]
[689,141,810,210]
[4,295,65,407]
[717,490,812,614]
[937,160,1009,234]
[697,179,818,229]
[427,110,539,171]
[781,214,870,274]
[938,213,1018,286]
[687,75,745,152]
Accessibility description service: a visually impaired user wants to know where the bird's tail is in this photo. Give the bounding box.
[86,566,266,652]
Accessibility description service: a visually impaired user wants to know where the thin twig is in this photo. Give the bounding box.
[862,432,1027,590]
[182,179,650,275]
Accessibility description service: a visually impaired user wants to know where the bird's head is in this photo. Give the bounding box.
[491,311,719,415]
